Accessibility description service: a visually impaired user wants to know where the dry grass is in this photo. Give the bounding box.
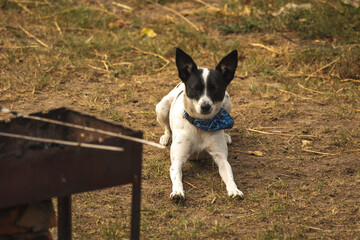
[1,0,360,239]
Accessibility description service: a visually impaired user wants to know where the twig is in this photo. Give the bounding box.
[305,57,340,81]
[298,83,325,94]
[54,20,63,36]
[102,60,109,71]
[0,131,124,152]
[184,181,197,189]
[278,89,307,100]
[237,150,264,157]
[0,45,39,49]
[193,0,220,11]
[96,0,106,9]
[308,226,323,231]
[112,62,133,66]
[286,73,331,80]
[155,62,170,72]
[88,64,108,72]
[343,149,360,153]
[287,134,296,145]
[147,0,202,32]
[112,1,133,11]
[40,7,118,19]
[13,0,32,14]
[250,43,280,54]
[317,0,342,13]
[302,149,336,156]
[8,0,50,5]
[60,27,105,33]
[246,128,316,138]
[303,148,359,156]
[340,78,360,84]
[131,46,170,72]
[18,24,49,48]
[255,126,287,129]
[87,59,133,67]
[278,89,325,105]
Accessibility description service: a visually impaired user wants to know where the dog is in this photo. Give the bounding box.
[156,48,243,200]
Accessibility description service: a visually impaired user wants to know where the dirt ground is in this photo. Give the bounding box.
[1,0,359,239]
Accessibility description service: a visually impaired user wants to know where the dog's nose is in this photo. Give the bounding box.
[201,103,211,114]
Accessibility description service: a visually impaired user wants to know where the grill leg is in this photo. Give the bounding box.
[58,195,72,240]
[130,174,141,240]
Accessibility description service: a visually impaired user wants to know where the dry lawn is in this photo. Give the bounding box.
[1,0,360,239]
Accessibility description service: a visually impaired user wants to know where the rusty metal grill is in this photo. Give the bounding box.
[0,107,143,240]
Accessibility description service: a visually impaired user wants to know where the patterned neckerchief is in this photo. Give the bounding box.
[183,108,234,132]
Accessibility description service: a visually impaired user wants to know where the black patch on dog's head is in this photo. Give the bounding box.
[215,50,238,85]
[176,48,205,101]
[183,69,205,101]
[176,48,198,83]
[202,69,226,103]
[176,48,238,104]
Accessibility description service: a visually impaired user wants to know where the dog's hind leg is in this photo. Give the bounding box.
[224,132,232,145]
[222,93,232,113]
[156,97,172,146]
[222,94,232,145]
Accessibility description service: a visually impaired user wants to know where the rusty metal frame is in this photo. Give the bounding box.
[0,108,142,240]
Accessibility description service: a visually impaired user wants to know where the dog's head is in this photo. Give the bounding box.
[176,48,238,119]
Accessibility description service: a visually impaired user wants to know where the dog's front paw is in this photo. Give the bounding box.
[170,191,185,202]
[160,134,171,146]
[227,188,244,199]
[224,133,232,145]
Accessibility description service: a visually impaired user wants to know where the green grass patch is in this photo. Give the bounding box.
[200,0,360,42]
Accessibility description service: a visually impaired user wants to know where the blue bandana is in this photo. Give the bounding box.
[184,108,234,132]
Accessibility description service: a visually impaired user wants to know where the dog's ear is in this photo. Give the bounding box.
[216,50,238,85]
[176,48,198,82]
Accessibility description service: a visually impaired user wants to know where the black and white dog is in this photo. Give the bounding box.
[156,48,243,200]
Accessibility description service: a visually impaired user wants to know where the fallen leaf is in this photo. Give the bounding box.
[243,5,251,16]
[108,19,126,29]
[247,151,264,157]
[140,28,157,38]
[159,15,175,24]
[302,140,312,148]
[85,36,93,44]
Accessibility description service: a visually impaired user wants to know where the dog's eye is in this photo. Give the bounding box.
[187,85,203,99]
[208,84,220,93]
[190,88,200,95]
